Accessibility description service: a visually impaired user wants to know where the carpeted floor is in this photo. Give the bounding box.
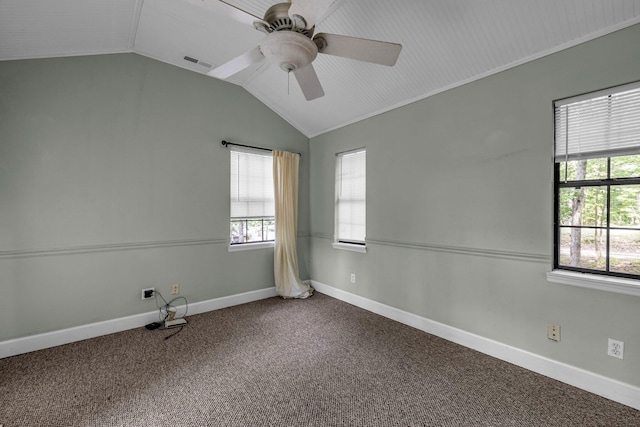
[1,292,639,426]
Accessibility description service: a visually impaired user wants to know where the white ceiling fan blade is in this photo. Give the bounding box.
[216,0,263,22]
[207,46,265,79]
[293,64,325,101]
[289,0,340,29]
[314,33,402,66]
[288,0,316,29]
[181,1,259,26]
[314,0,345,25]
[289,0,345,29]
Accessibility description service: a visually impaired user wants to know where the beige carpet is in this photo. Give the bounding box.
[1,293,639,426]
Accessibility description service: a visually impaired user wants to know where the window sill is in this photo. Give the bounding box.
[546,270,640,297]
[331,242,367,253]
[228,242,274,252]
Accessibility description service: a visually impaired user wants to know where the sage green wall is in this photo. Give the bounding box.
[309,24,640,386]
[0,53,310,341]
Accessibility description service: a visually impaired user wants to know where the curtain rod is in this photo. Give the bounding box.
[221,140,301,157]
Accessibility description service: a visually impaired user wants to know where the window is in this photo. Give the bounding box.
[230,149,275,247]
[333,149,366,252]
[553,81,640,283]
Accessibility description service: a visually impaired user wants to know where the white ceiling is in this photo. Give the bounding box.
[2,0,640,137]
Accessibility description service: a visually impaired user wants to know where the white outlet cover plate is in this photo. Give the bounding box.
[607,338,624,359]
[547,324,560,341]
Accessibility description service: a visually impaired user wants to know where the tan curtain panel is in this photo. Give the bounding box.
[272,150,313,299]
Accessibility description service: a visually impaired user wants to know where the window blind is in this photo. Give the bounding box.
[230,149,274,218]
[554,81,640,161]
[336,149,366,243]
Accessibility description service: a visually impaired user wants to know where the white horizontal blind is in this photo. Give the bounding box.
[230,149,274,218]
[336,149,366,243]
[554,81,640,161]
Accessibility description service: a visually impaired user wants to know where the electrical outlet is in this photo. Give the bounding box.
[547,323,560,342]
[141,287,155,300]
[608,338,624,359]
[350,273,356,284]
[171,283,180,295]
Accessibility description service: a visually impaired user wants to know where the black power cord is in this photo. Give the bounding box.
[144,289,189,340]
[163,325,185,340]
[154,290,188,321]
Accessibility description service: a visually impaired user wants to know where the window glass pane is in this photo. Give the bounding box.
[558,227,606,271]
[558,158,608,181]
[609,230,640,275]
[559,186,607,227]
[230,151,274,218]
[230,149,275,245]
[554,82,640,279]
[337,200,365,240]
[611,154,640,179]
[265,219,275,241]
[336,149,366,243]
[246,219,265,243]
[230,218,274,244]
[231,220,246,244]
[610,185,640,228]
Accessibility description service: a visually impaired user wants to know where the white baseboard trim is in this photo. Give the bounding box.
[185,287,278,316]
[310,280,640,411]
[0,287,278,360]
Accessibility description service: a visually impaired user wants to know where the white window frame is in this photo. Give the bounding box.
[229,148,275,252]
[548,81,640,296]
[332,148,367,253]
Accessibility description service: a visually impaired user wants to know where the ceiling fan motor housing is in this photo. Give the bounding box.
[263,3,312,35]
[261,31,318,72]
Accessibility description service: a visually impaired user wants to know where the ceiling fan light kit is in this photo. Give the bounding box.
[261,31,318,72]
[211,0,403,100]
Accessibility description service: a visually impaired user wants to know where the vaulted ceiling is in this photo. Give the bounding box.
[2,0,640,137]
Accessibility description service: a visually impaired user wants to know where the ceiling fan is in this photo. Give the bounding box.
[207,0,403,101]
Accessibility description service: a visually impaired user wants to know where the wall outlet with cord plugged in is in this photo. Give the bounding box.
[141,287,155,300]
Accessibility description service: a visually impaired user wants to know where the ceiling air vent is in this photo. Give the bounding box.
[183,55,213,69]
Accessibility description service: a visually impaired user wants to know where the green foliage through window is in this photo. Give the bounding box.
[556,155,640,278]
